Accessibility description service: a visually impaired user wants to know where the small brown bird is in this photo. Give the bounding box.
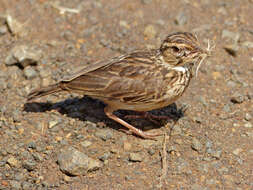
[28,32,209,139]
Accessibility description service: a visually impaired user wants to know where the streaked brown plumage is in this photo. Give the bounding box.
[28,32,209,139]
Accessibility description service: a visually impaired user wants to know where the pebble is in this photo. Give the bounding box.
[232,148,243,156]
[95,129,113,141]
[175,11,187,26]
[143,24,157,39]
[99,152,111,162]
[5,45,42,68]
[223,104,231,113]
[0,25,7,35]
[62,30,74,41]
[191,138,203,152]
[6,15,26,36]
[22,160,36,171]
[63,175,73,183]
[198,163,209,173]
[230,92,244,104]
[245,131,253,138]
[244,122,252,128]
[245,113,252,121]
[9,180,21,190]
[7,156,20,168]
[148,148,155,156]
[224,44,239,57]
[141,0,152,4]
[222,30,240,42]
[48,120,60,129]
[57,147,101,176]
[22,181,33,190]
[211,150,222,159]
[80,140,92,148]
[129,152,143,162]
[242,41,253,48]
[27,141,36,149]
[123,141,132,151]
[23,66,38,79]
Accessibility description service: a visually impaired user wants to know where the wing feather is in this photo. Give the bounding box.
[61,50,181,104]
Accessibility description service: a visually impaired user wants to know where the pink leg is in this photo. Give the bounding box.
[104,107,162,139]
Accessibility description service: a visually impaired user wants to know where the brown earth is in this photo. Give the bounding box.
[0,0,252,189]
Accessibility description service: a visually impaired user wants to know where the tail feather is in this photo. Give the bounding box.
[27,83,62,101]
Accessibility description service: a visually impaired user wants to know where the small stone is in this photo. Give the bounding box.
[119,20,130,29]
[123,142,132,151]
[231,92,244,103]
[5,45,42,68]
[222,30,240,42]
[233,148,243,156]
[148,148,155,156]
[245,113,252,121]
[0,25,7,35]
[212,71,222,80]
[143,25,157,39]
[191,138,203,152]
[175,11,188,26]
[22,160,36,171]
[48,120,59,129]
[63,175,73,182]
[57,147,101,176]
[242,41,253,48]
[23,66,37,79]
[244,122,252,128]
[223,104,231,113]
[6,15,26,36]
[95,129,113,141]
[141,0,152,4]
[7,156,20,168]
[129,153,143,162]
[9,180,21,190]
[211,150,222,159]
[226,80,237,88]
[80,140,92,148]
[62,30,74,41]
[99,152,111,162]
[245,131,253,138]
[32,152,43,162]
[22,181,33,190]
[224,44,239,57]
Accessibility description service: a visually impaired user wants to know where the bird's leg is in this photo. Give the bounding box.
[125,111,172,125]
[104,106,162,139]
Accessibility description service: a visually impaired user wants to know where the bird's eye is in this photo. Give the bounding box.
[171,46,180,53]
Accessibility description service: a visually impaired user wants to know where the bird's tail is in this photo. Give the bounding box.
[27,83,62,101]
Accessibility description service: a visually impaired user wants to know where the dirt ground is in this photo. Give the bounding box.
[0,0,252,189]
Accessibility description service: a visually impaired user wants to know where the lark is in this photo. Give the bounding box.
[28,32,209,139]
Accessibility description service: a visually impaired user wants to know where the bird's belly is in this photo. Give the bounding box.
[104,94,181,112]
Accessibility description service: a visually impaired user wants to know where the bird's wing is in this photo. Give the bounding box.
[61,50,180,104]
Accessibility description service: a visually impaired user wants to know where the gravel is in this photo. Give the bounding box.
[57,147,102,176]
[95,129,113,141]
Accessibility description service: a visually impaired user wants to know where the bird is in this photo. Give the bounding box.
[27,32,209,139]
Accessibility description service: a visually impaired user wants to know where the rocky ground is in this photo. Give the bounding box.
[0,0,252,189]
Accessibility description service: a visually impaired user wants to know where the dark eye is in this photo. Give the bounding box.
[171,46,180,53]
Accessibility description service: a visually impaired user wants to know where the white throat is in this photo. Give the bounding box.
[172,66,188,73]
